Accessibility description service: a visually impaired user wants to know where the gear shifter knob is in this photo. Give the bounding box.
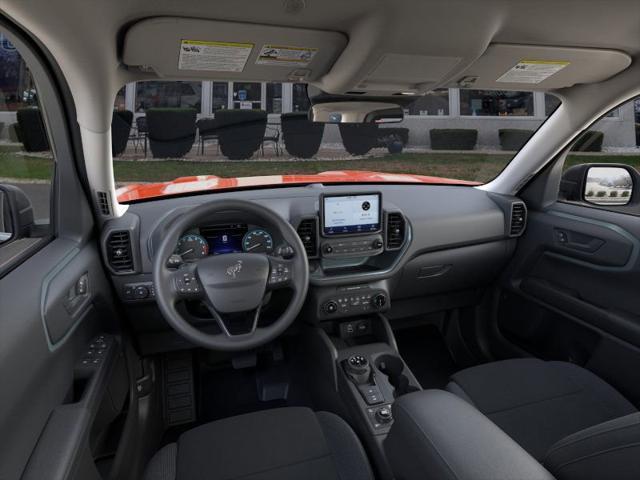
[345,354,371,384]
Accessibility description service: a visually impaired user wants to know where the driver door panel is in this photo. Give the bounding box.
[0,237,126,480]
[0,21,129,480]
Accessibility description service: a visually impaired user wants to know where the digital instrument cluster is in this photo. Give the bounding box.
[170,223,274,265]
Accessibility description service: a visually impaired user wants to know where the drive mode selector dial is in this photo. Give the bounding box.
[376,406,393,423]
[347,354,368,371]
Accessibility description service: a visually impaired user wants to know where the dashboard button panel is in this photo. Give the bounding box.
[319,285,389,319]
[123,282,155,301]
[320,234,384,258]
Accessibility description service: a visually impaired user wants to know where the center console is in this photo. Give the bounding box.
[303,312,421,480]
[337,342,421,435]
[296,192,419,478]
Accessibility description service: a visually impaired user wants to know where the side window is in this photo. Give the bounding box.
[559,95,640,215]
[0,32,54,262]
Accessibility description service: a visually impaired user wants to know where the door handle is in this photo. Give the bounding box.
[554,229,604,253]
[64,272,90,316]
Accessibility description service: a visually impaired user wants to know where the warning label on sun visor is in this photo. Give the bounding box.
[178,40,253,72]
[497,60,570,84]
[256,45,318,67]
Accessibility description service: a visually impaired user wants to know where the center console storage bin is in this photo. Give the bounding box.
[385,390,554,480]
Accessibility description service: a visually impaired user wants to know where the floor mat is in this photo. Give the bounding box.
[394,325,458,389]
[198,351,315,423]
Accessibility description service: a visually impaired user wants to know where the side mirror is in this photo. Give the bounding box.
[309,101,404,124]
[584,166,633,206]
[0,184,35,244]
[560,164,636,207]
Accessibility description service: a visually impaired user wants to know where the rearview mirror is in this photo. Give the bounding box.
[309,101,404,124]
[584,166,632,206]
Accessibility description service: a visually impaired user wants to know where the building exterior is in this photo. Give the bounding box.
[114,81,640,150]
[1,31,638,150]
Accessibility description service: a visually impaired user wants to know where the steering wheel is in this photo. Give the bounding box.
[152,199,309,351]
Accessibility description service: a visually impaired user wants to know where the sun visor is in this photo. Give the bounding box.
[450,44,631,90]
[122,17,347,82]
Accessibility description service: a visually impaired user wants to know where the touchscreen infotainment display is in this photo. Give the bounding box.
[322,193,381,236]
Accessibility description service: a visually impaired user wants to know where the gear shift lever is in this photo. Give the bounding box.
[345,354,371,385]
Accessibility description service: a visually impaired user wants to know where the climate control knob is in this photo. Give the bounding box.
[372,239,384,249]
[372,293,387,309]
[324,301,338,314]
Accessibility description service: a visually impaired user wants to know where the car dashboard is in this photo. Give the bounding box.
[100,184,527,354]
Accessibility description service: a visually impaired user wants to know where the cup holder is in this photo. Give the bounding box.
[375,354,420,398]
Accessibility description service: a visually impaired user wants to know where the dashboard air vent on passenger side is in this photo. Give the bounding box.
[386,212,406,250]
[96,191,111,216]
[509,202,527,237]
[106,230,134,272]
[296,218,318,258]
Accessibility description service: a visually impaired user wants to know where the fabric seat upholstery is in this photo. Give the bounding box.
[143,407,373,480]
[446,358,636,460]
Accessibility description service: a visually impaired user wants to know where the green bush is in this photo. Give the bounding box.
[339,124,379,156]
[596,191,607,197]
[16,107,49,152]
[586,190,594,197]
[610,190,618,197]
[281,112,325,158]
[196,118,218,137]
[622,191,630,197]
[430,129,477,150]
[146,108,197,158]
[499,129,534,151]
[215,109,267,160]
[571,130,604,152]
[111,110,133,157]
[8,123,21,143]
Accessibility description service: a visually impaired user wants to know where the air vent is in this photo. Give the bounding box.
[96,191,111,216]
[386,212,406,249]
[509,202,527,237]
[296,218,318,258]
[106,230,134,272]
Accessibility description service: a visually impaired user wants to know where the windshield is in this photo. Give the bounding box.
[106,82,562,201]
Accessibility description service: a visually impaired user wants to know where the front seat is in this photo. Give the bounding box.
[446,358,637,459]
[143,407,374,480]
